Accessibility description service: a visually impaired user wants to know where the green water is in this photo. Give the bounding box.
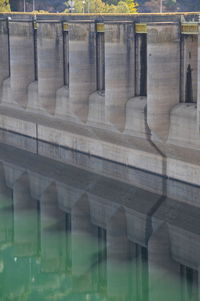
[0,190,198,301]
[0,140,198,301]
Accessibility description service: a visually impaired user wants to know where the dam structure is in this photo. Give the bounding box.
[0,12,200,186]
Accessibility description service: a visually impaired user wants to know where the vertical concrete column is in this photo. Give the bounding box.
[147,23,180,140]
[69,22,96,122]
[181,35,198,103]
[40,183,67,273]
[0,20,9,96]
[37,22,64,114]
[197,28,200,129]
[9,21,35,107]
[55,22,70,118]
[105,22,135,131]
[107,208,130,300]
[13,173,38,256]
[148,225,181,301]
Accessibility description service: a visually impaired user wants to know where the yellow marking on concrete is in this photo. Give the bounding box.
[63,22,69,31]
[181,23,199,34]
[96,23,104,32]
[135,23,147,33]
[33,22,38,30]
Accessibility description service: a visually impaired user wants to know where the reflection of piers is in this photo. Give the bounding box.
[0,162,13,248]
[13,173,39,257]
[0,143,199,299]
[107,208,130,300]
[71,193,99,293]
[40,183,67,273]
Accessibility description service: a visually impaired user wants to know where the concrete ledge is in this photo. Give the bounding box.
[1,104,200,186]
[0,114,36,138]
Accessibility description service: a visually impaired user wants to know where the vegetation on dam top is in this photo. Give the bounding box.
[1,0,200,14]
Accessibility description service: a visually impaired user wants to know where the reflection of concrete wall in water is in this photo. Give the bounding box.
[0,14,200,186]
[0,142,199,299]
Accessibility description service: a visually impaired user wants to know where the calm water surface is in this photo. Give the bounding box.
[0,136,199,301]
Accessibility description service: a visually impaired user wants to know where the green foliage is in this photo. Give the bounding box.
[0,0,10,11]
[125,0,137,12]
[8,0,200,13]
[64,0,137,13]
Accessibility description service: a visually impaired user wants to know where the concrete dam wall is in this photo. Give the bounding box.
[0,13,200,185]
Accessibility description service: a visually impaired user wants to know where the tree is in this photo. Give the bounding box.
[125,0,137,12]
[64,0,137,13]
[0,0,10,11]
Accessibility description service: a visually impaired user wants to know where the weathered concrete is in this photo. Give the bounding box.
[0,15,200,186]
[0,21,9,98]
[105,22,135,131]
[37,22,64,114]
[181,34,198,103]
[147,23,180,141]
[9,21,35,107]
[197,24,200,130]
[168,103,200,149]
[69,22,96,122]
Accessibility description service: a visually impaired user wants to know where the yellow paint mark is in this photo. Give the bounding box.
[96,23,104,32]
[135,23,147,33]
[181,23,199,34]
[33,22,38,30]
[63,22,69,31]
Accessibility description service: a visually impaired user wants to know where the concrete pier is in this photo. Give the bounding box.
[37,22,64,114]
[9,21,35,107]
[69,22,96,122]
[0,21,9,97]
[147,23,180,141]
[0,14,200,186]
[105,22,135,131]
